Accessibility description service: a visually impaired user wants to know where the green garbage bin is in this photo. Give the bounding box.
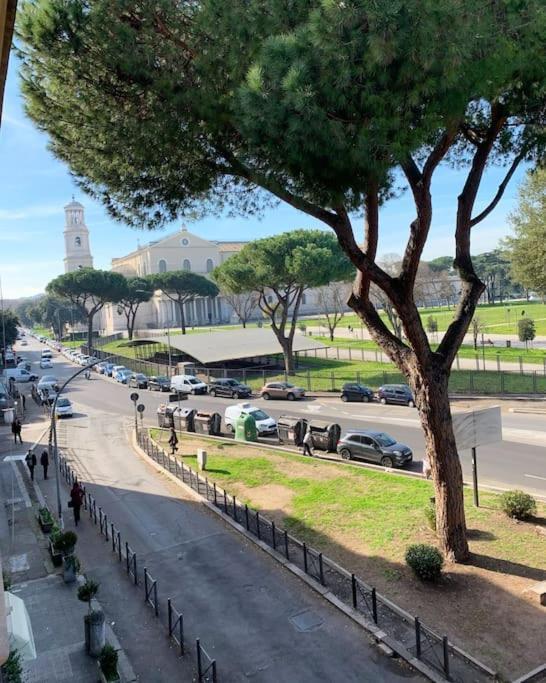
[235,412,258,442]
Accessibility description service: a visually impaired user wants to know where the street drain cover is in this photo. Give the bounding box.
[289,609,324,632]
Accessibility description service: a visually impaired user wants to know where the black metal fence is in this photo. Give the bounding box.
[136,429,495,683]
[58,455,217,682]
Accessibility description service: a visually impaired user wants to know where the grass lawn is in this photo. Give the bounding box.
[315,336,546,365]
[150,429,546,678]
[302,300,546,336]
[32,326,82,348]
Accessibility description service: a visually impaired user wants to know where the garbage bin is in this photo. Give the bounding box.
[157,404,174,428]
[506,340,511,348]
[235,412,258,442]
[194,411,222,436]
[176,407,197,433]
[277,415,308,446]
[308,421,341,452]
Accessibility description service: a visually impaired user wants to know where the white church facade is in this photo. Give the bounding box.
[62,201,328,335]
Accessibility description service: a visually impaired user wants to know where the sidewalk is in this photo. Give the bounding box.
[0,389,133,682]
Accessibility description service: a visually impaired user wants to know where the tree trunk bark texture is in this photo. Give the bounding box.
[87,315,94,351]
[178,301,186,335]
[407,364,469,561]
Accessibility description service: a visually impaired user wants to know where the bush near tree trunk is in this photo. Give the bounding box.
[499,490,537,520]
[405,544,444,581]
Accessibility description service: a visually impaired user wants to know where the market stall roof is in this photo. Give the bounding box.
[129,328,326,365]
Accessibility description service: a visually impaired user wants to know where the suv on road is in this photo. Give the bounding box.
[377,384,415,407]
[208,378,251,399]
[128,373,148,389]
[148,376,171,392]
[340,383,374,403]
[260,382,305,401]
[337,430,413,468]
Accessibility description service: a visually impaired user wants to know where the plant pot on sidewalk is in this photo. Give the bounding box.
[85,609,106,658]
[62,554,80,583]
[49,540,63,567]
[97,644,120,682]
[38,507,54,533]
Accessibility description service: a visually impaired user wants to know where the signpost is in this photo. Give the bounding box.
[130,392,139,431]
[452,406,502,507]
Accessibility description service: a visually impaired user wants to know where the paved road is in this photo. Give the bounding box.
[22,339,424,682]
[14,337,546,500]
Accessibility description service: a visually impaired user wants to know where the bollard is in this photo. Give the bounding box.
[415,617,421,658]
[372,587,378,624]
[351,574,357,609]
[284,530,289,560]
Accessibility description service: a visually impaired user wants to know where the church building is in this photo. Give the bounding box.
[63,199,94,272]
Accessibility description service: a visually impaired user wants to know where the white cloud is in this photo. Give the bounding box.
[1,113,34,132]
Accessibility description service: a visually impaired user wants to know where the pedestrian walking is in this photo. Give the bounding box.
[69,481,85,526]
[12,419,22,444]
[302,428,314,457]
[422,454,432,480]
[40,450,49,480]
[168,427,178,454]
[25,450,37,481]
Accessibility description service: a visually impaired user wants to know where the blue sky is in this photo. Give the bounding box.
[0,55,525,300]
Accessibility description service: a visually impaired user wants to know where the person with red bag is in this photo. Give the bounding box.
[69,481,85,526]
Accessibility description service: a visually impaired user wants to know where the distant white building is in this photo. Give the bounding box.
[63,200,94,272]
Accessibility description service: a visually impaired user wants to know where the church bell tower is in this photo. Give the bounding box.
[63,199,94,272]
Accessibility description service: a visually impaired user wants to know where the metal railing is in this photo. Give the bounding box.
[58,453,218,681]
[137,428,496,683]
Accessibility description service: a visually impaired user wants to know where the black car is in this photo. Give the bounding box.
[377,384,415,407]
[208,378,252,399]
[148,375,171,392]
[129,373,148,389]
[340,383,374,403]
[337,429,413,468]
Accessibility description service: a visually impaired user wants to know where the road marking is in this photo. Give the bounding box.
[524,474,546,481]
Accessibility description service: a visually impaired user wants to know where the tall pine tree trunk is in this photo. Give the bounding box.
[178,301,186,335]
[87,314,94,351]
[407,363,469,561]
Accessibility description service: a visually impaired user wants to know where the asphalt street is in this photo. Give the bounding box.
[17,337,546,499]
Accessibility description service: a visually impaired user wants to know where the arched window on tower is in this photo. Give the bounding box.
[183,259,191,271]
[158,259,167,273]
[206,258,214,273]
[75,236,81,247]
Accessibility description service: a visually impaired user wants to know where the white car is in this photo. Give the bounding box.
[40,358,53,369]
[3,367,39,383]
[38,375,60,394]
[224,403,277,436]
[55,397,73,418]
[20,340,28,346]
[78,355,90,366]
[41,349,53,359]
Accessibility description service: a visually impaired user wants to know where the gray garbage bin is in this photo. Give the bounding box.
[176,407,197,433]
[308,421,341,452]
[277,416,308,446]
[194,411,222,436]
[157,404,175,428]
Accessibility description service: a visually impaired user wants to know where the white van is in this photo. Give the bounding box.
[170,374,208,395]
[224,403,277,436]
[3,368,39,383]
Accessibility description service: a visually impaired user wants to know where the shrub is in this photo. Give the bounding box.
[405,544,443,581]
[55,530,78,554]
[499,490,537,520]
[38,507,53,524]
[78,579,99,614]
[424,502,436,531]
[1,649,23,683]
[99,644,119,681]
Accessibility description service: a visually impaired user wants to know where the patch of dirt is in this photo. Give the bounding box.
[274,459,340,481]
[231,483,294,525]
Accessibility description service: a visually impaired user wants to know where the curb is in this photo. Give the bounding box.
[131,431,454,683]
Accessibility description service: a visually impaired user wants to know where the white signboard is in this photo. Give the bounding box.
[452,406,502,451]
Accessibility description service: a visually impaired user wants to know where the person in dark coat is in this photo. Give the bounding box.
[25,450,37,481]
[40,450,49,480]
[168,427,179,454]
[11,419,23,444]
[70,481,85,526]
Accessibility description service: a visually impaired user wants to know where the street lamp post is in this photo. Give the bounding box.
[50,355,113,527]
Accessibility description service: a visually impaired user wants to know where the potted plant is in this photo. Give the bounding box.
[78,580,105,657]
[62,553,80,583]
[55,530,78,556]
[48,525,63,567]
[98,644,120,682]
[37,507,54,533]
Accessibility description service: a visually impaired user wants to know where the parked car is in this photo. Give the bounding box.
[113,368,132,384]
[148,376,171,392]
[78,355,91,366]
[95,362,109,374]
[340,383,374,403]
[102,363,115,377]
[260,382,305,401]
[41,349,53,359]
[224,403,277,435]
[37,375,60,393]
[337,430,413,468]
[377,384,415,407]
[39,358,53,369]
[170,374,208,395]
[3,368,39,383]
[208,378,251,399]
[129,373,148,389]
[17,361,32,372]
[20,340,28,346]
[55,397,73,418]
